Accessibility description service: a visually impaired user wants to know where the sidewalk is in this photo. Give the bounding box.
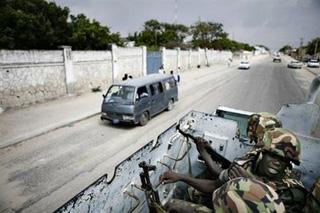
[0,92,103,149]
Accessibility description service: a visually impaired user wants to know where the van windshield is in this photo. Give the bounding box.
[105,85,135,104]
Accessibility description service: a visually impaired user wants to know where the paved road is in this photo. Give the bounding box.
[0,56,313,212]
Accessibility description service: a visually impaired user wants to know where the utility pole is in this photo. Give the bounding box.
[299,37,304,61]
[314,40,318,58]
[174,0,178,24]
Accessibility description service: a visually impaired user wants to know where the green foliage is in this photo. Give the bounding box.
[69,14,122,50]
[0,0,122,50]
[279,45,292,53]
[129,19,253,52]
[0,0,70,49]
[190,21,227,48]
[128,19,189,50]
[306,37,320,55]
[211,38,254,51]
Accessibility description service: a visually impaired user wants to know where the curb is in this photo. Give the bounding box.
[305,67,320,76]
[0,112,100,149]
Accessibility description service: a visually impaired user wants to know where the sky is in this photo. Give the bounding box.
[53,0,320,51]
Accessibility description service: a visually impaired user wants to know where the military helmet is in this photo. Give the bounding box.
[261,128,301,165]
[212,177,285,213]
[247,112,282,144]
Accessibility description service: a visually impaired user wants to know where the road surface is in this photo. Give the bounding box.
[0,55,313,212]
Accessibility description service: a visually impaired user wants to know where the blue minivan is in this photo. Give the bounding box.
[101,74,178,125]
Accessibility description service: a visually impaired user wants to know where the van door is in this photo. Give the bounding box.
[135,86,150,118]
[149,82,166,114]
[164,77,178,102]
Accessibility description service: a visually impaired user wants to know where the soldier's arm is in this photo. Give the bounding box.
[160,170,223,194]
[199,149,223,177]
[179,175,223,194]
[195,138,223,177]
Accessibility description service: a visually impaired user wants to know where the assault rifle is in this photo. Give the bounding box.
[139,161,165,213]
[176,124,232,169]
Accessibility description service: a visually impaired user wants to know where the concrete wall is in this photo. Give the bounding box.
[180,51,189,70]
[0,46,146,108]
[161,47,232,72]
[0,50,66,107]
[73,51,112,94]
[113,46,146,82]
[0,46,232,109]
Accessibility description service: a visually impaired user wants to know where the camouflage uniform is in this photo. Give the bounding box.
[304,177,320,212]
[247,112,282,146]
[165,199,212,213]
[312,177,320,204]
[212,177,285,213]
[220,128,308,212]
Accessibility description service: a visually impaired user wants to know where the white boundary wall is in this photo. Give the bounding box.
[161,47,232,72]
[1,46,233,108]
[0,46,146,108]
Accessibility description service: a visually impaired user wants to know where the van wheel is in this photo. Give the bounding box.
[139,112,149,126]
[167,99,174,111]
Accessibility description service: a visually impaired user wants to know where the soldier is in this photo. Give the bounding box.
[161,128,308,212]
[195,112,282,177]
[304,177,320,212]
[164,177,286,213]
[213,177,285,213]
[246,112,282,145]
[218,128,309,212]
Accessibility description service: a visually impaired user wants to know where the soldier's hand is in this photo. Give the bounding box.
[228,164,253,179]
[159,170,181,184]
[195,137,211,154]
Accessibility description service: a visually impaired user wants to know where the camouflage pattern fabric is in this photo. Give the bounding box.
[165,199,212,213]
[212,177,285,213]
[247,112,282,145]
[312,177,320,203]
[226,149,308,212]
[261,128,301,165]
[304,177,320,213]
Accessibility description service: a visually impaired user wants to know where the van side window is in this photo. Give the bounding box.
[137,86,148,99]
[158,82,164,93]
[150,82,163,96]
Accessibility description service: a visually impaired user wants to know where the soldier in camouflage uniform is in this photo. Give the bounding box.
[161,128,308,212]
[246,112,282,146]
[212,177,285,213]
[304,177,320,212]
[164,177,286,213]
[220,128,308,212]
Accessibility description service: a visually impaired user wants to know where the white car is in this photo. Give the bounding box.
[287,60,303,69]
[307,59,320,68]
[238,61,250,69]
[273,55,281,62]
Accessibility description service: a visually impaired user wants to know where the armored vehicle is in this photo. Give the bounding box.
[56,75,320,212]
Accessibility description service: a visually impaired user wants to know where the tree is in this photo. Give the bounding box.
[191,21,228,48]
[279,45,293,54]
[209,38,254,52]
[0,0,122,50]
[0,0,70,49]
[306,37,320,56]
[68,14,122,50]
[128,19,189,50]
